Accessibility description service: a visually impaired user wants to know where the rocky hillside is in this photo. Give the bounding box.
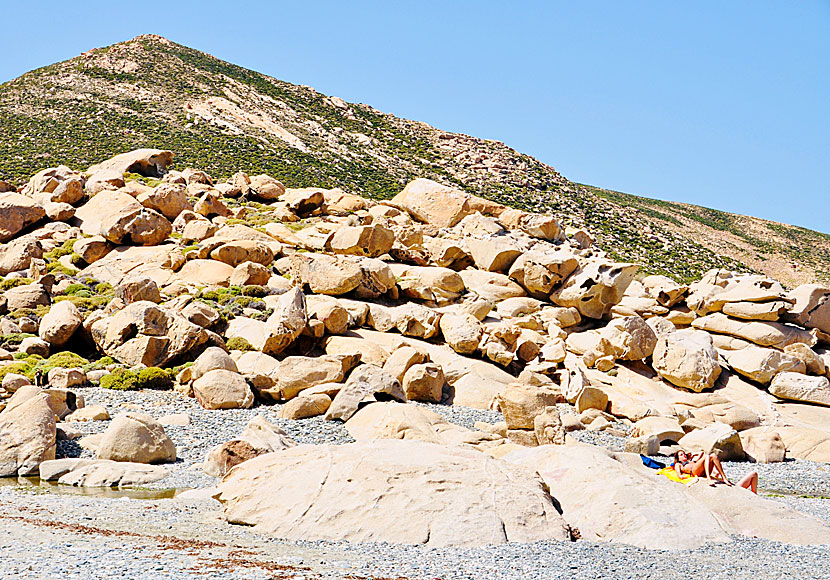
[1,34,825,285]
[2,148,830,555]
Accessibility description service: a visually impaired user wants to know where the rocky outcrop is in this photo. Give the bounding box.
[96,413,176,464]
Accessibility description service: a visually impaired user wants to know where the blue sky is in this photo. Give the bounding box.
[2,1,829,231]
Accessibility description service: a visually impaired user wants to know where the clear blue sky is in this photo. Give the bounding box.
[3,1,829,231]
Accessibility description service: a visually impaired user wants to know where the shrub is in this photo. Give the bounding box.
[69,254,86,267]
[225,336,254,351]
[0,360,34,383]
[100,368,139,391]
[136,367,173,390]
[0,278,33,292]
[83,356,117,372]
[0,333,36,347]
[94,282,114,294]
[63,283,88,295]
[29,352,90,380]
[241,285,267,297]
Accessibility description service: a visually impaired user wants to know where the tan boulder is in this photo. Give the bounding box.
[740,427,785,463]
[382,346,427,383]
[193,369,254,410]
[325,364,406,421]
[496,384,561,430]
[394,265,465,304]
[100,205,173,246]
[47,368,86,390]
[177,259,235,287]
[678,422,744,461]
[534,406,565,445]
[280,394,332,419]
[96,413,176,464]
[508,248,579,297]
[597,316,657,361]
[439,313,483,355]
[203,415,296,477]
[641,275,688,307]
[4,282,50,309]
[248,174,285,200]
[390,178,473,228]
[459,269,526,302]
[652,329,722,392]
[210,240,274,267]
[721,345,805,384]
[551,260,638,319]
[87,148,173,176]
[632,416,685,444]
[721,300,791,321]
[65,405,110,422]
[288,253,363,295]
[191,346,238,381]
[402,363,445,403]
[215,440,569,546]
[73,235,112,264]
[783,343,826,375]
[261,287,307,356]
[229,261,271,286]
[0,238,44,276]
[136,182,189,220]
[306,295,350,335]
[0,392,56,476]
[325,224,395,258]
[692,312,814,349]
[0,192,46,242]
[769,372,830,406]
[466,237,522,272]
[38,300,82,347]
[115,275,162,304]
[282,188,323,216]
[40,458,168,487]
[22,165,84,205]
[276,354,359,400]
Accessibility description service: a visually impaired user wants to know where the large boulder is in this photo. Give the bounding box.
[214,440,569,546]
[496,384,561,430]
[550,260,638,319]
[739,427,786,463]
[721,345,805,384]
[203,416,296,477]
[785,284,830,334]
[96,413,176,464]
[210,240,275,267]
[193,370,254,410]
[100,206,173,246]
[0,392,56,476]
[594,316,657,361]
[275,354,359,400]
[38,300,83,347]
[87,149,173,177]
[508,248,579,297]
[692,313,814,349]
[0,237,44,275]
[390,178,473,228]
[191,346,238,381]
[39,458,169,487]
[22,165,85,205]
[325,364,406,421]
[652,329,722,392]
[0,192,46,242]
[439,313,483,355]
[325,225,395,258]
[401,363,445,403]
[73,190,141,236]
[136,182,189,220]
[678,422,744,461]
[769,372,830,406]
[261,287,307,356]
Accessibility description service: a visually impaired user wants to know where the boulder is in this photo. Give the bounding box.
[459,269,526,302]
[0,392,56,476]
[261,287,307,356]
[678,422,744,461]
[381,346,426,383]
[47,367,86,390]
[191,346,238,381]
[282,188,323,216]
[306,296,350,335]
[631,416,685,444]
[22,165,85,205]
[402,363,445,403]
[73,235,111,264]
[193,370,254,410]
[203,416,296,477]
[534,406,565,445]
[115,276,162,304]
[769,372,830,406]
[210,240,275,267]
[214,440,569,546]
[276,354,359,400]
[0,192,46,242]
[739,427,786,463]
[596,316,657,361]
[288,253,363,295]
[38,300,82,347]
[96,413,176,464]
[101,206,173,246]
[466,237,522,272]
[4,282,50,310]
[325,224,395,258]
[136,182,188,220]
[692,313,814,349]
[439,313,482,355]
[325,364,406,421]
[65,405,109,422]
[652,329,722,392]
[87,149,173,177]
[39,458,168,487]
[393,303,441,339]
[721,345,805,384]
[785,284,830,334]
[0,237,44,275]
[177,259,235,287]
[641,275,688,307]
[229,261,271,286]
[280,394,332,419]
[550,260,638,319]
[390,178,473,228]
[248,174,285,201]
[496,384,561,430]
[394,265,465,304]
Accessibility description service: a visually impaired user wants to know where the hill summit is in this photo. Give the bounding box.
[1,34,828,285]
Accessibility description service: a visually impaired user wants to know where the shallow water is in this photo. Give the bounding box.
[0,476,188,500]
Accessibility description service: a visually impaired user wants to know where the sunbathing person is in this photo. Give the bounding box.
[673,449,758,493]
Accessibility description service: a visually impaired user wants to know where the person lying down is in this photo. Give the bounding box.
[668,449,758,494]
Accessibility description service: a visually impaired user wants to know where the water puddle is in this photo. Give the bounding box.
[0,476,189,500]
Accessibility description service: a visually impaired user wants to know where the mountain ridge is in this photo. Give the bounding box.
[1,34,827,286]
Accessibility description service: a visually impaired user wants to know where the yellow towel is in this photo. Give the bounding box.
[657,466,699,486]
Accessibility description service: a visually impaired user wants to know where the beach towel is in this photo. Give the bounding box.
[657,466,699,486]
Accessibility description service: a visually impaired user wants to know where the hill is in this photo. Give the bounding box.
[0,34,826,285]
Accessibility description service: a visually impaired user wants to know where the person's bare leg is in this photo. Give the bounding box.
[708,454,732,484]
[738,472,758,494]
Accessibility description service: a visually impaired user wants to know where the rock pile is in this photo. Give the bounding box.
[3,149,830,549]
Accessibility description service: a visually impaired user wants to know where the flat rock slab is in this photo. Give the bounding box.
[39,458,169,487]
[214,439,569,547]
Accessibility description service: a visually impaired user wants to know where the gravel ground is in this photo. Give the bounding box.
[1,487,830,580]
